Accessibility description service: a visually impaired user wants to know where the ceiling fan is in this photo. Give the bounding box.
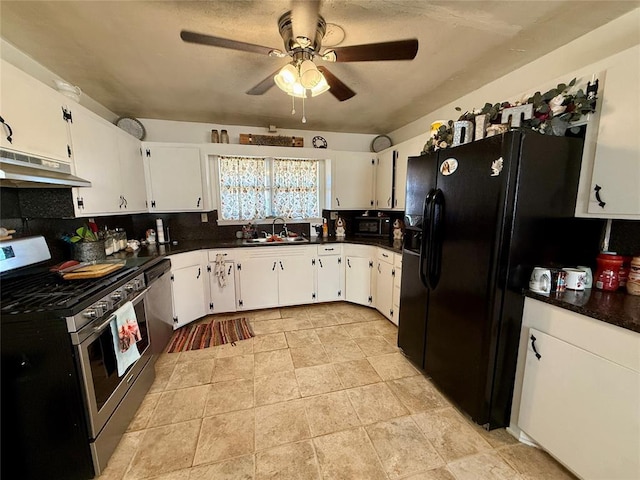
[180,0,418,103]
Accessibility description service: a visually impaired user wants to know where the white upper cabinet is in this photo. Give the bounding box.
[70,106,122,215]
[576,46,640,219]
[143,144,205,212]
[0,60,71,162]
[70,105,145,216]
[331,151,375,209]
[394,136,424,211]
[375,149,395,209]
[116,131,146,213]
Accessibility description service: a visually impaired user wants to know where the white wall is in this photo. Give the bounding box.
[388,8,640,154]
[140,118,376,152]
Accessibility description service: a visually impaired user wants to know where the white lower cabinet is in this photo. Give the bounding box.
[237,256,279,310]
[236,246,316,310]
[278,252,316,305]
[316,244,343,303]
[316,255,343,302]
[345,255,373,306]
[169,252,207,329]
[208,260,236,313]
[512,298,640,480]
[375,257,394,321]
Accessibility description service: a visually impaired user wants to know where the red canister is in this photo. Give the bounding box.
[595,253,623,291]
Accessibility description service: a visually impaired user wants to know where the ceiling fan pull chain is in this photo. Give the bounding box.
[302,95,307,123]
[291,95,296,115]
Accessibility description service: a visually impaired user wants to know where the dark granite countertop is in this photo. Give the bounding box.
[525,289,640,334]
[114,237,639,334]
[111,236,403,260]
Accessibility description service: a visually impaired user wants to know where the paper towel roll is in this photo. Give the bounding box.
[156,219,165,243]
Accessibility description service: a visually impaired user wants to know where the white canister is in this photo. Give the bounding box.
[577,266,593,288]
[563,268,586,291]
[529,267,551,294]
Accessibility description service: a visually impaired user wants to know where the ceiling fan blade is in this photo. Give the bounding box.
[327,39,418,62]
[246,68,282,95]
[291,0,321,46]
[180,30,280,56]
[317,66,355,102]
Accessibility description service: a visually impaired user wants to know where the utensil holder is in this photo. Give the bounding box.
[74,240,106,262]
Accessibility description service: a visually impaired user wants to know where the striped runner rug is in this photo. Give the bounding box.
[165,317,254,353]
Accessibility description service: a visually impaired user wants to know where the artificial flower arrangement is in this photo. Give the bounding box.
[423,78,598,154]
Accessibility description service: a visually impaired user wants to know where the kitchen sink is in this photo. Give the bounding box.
[242,236,309,245]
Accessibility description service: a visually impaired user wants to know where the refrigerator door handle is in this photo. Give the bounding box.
[419,189,435,289]
[427,188,445,289]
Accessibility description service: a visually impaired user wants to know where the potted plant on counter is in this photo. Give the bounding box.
[70,226,106,262]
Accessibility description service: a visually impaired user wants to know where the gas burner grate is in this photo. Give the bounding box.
[1,268,136,315]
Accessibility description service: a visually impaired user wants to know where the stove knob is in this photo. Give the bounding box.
[124,283,135,293]
[111,291,122,301]
[83,309,98,319]
[96,302,109,315]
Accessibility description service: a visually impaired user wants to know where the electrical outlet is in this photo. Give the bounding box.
[201,213,208,223]
[330,211,338,220]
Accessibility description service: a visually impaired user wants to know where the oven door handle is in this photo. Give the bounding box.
[93,288,149,334]
[94,314,117,334]
[130,287,149,306]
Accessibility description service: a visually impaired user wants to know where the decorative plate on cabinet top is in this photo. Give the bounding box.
[115,117,146,140]
[313,136,328,148]
[371,134,392,152]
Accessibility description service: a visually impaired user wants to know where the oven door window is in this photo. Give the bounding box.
[86,301,149,410]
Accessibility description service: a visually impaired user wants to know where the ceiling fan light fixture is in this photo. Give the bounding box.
[299,60,322,88]
[309,74,330,97]
[274,63,298,92]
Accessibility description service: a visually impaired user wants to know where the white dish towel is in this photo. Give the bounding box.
[110,301,141,377]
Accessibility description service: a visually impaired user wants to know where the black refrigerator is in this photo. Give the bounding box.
[398,130,588,429]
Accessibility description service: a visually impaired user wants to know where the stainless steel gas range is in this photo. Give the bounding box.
[0,236,160,480]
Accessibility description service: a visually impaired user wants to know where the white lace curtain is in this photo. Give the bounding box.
[272,158,319,219]
[218,155,320,221]
[218,156,267,221]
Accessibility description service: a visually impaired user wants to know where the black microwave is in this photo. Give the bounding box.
[354,216,391,237]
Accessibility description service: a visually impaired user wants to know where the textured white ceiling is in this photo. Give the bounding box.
[1,1,638,134]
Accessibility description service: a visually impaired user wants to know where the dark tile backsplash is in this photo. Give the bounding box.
[1,187,638,265]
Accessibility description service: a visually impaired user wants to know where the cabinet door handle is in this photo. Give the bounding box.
[196,267,201,279]
[228,265,232,275]
[594,184,606,208]
[530,334,542,360]
[123,196,127,208]
[387,197,391,206]
[279,261,284,270]
[0,116,13,143]
[318,258,323,268]
[196,197,202,207]
[347,258,351,268]
[378,263,381,273]
[272,261,276,271]
[325,248,334,251]
[336,197,340,207]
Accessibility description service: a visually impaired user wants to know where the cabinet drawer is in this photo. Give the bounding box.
[317,244,342,256]
[377,248,394,264]
[207,249,236,262]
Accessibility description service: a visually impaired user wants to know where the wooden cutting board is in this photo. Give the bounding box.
[63,263,124,280]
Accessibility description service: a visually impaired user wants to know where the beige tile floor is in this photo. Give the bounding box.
[98,303,576,480]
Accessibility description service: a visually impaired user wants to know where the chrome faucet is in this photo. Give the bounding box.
[272,217,288,237]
